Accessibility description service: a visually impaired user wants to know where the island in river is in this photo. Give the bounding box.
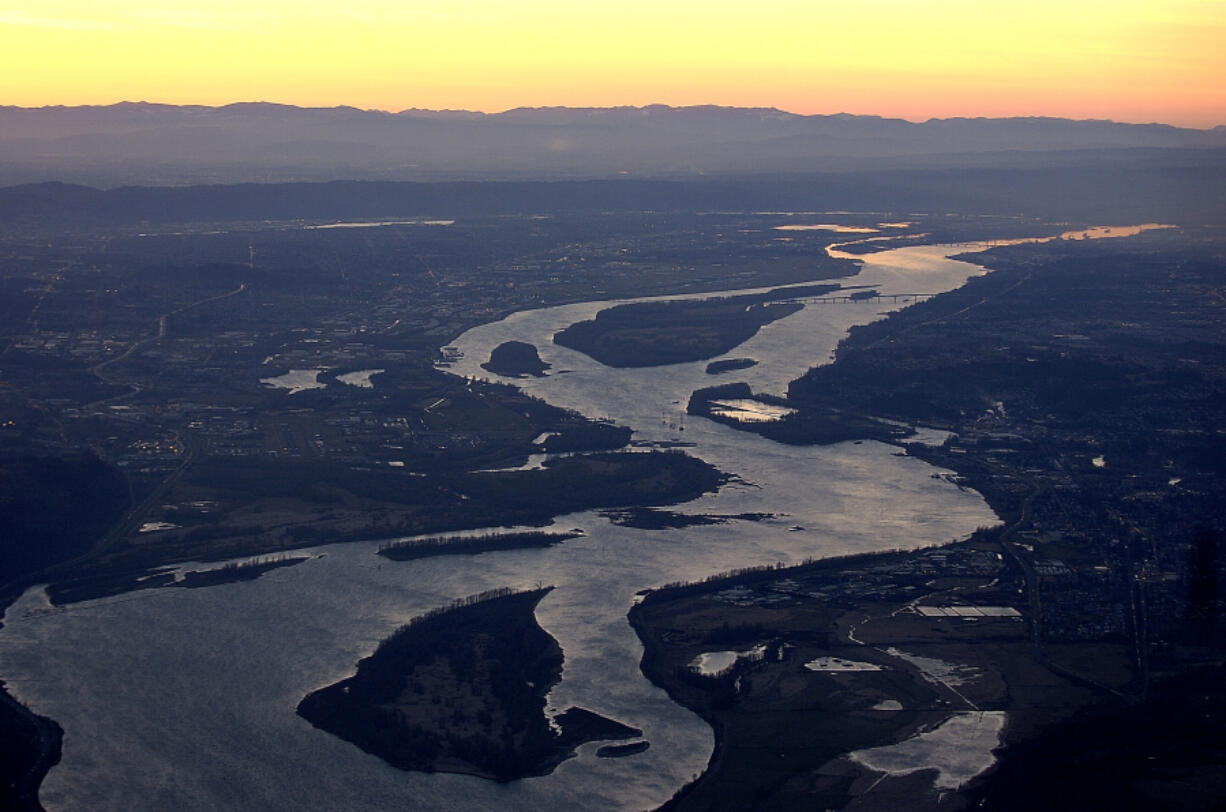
[705,358,758,375]
[552,284,841,368]
[687,382,907,445]
[600,508,773,530]
[297,587,642,782]
[376,530,582,561]
[482,340,551,377]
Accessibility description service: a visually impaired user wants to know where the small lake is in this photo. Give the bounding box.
[689,647,767,677]
[259,368,326,394]
[848,711,1007,790]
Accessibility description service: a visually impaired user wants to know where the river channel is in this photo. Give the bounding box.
[0,229,1153,810]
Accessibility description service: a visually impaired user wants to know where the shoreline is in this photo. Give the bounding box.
[625,225,1226,809]
[628,540,984,810]
[7,220,1215,809]
[0,594,62,812]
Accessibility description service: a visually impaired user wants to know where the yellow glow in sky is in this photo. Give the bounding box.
[3,0,1224,126]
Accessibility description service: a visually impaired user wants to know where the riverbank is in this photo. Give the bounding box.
[46,449,726,591]
[0,649,61,812]
[44,555,313,605]
[628,535,1129,810]
[4,219,1189,811]
[631,226,1226,809]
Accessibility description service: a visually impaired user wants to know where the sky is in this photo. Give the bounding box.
[3,0,1224,127]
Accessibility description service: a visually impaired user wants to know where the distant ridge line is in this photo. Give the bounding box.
[0,101,1217,130]
[1,102,1223,189]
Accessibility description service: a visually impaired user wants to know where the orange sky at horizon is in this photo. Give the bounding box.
[3,0,1224,128]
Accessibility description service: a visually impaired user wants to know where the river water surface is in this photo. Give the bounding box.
[0,230,1150,810]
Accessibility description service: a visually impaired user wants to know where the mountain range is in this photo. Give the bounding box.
[3,103,1225,187]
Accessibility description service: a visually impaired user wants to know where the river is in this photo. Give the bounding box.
[0,228,1153,810]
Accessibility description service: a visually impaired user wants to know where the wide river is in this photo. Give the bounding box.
[0,229,1151,810]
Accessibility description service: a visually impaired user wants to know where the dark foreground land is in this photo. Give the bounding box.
[631,539,1225,811]
[1,175,1224,810]
[0,203,861,810]
[980,664,1226,811]
[1,205,850,594]
[631,227,1226,810]
[297,588,641,781]
[629,544,1029,811]
[44,554,313,605]
[0,691,60,812]
[98,448,723,569]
